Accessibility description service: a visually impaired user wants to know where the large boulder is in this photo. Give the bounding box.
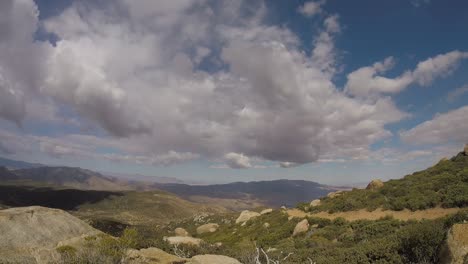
[440,223,468,264]
[126,248,243,264]
[293,219,309,236]
[235,210,260,224]
[164,236,202,246]
[174,227,190,237]
[366,179,384,190]
[310,199,321,207]
[260,208,273,215]
[189,254,242,264]
[0,206,102,263]
[126,247,186,264]
[196,223,219,234]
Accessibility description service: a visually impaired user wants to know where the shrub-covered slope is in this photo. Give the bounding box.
[303,151,468,213]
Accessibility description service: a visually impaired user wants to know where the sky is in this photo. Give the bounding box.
[0,0,467,185]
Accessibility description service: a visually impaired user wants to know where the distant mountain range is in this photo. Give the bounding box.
[0,157,44,169]
[155,180,344,208]
[0,156,342,209]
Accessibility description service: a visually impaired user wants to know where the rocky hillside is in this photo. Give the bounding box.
[300,148,468,213]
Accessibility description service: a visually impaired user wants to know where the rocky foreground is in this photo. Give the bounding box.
[0,206,241,264]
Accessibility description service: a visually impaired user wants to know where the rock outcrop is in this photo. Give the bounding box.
[310,199,321,207]
[440,223,468,264]
[366,179,384,190]
[189,254,242,264]
[235,210,260,224]
[0,206,101,264]
[164,236,202,246]
[293,219,309,236]
[260,208,273,215]
[196,223,219,234]
[174,227,190,237]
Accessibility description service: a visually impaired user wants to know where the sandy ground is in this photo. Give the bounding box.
[287,207,461,221]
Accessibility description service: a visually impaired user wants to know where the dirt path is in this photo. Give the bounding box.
[287,207,461,221]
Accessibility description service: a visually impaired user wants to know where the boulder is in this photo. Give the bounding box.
[164,236,202,246]
[310,199,321,207]
[260,208,273,215]
[327,190,344,198]
[188,254,242,264]
[293,219,309,236]
[174,227,190,237]
[0,206,101,263]
[126,247,186,264]
[366,179,384,190]
[440,223,468,264]
[196,223,219,234]
[235,210,260,224]
[126,248,243,264]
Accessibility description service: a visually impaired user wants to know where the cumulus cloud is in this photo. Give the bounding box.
[400,105,468,145]
[297,1,325,17]
[224,152,252,169]
[0,0,426,169]
[345,51,468,97]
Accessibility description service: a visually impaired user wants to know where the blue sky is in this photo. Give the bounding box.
[0,0,467,185]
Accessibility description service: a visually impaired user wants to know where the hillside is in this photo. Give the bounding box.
[300,150,468,214]
[0,157,44,169]
[156,180,343,209]
[0,166,129,191]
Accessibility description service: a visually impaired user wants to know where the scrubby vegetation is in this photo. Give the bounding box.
[84,209,467,264]
[301,152,468,213]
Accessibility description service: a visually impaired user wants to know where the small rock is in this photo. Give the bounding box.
[196,223,219,234]
[366,179,384,190]
[311,224,319,228]
[263,222,270,228]
[260,208,273,215]
[280,206,287,210]
[310,199,321,207]
[164,236,202,246]
[327,191,344,198]
[214,242,223,247]
[288,216,294,221]
[235,210,260,224]
[174,227,190,237]
[293,219,309,236]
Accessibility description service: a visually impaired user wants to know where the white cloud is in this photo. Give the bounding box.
[0,0,419,169]
[224,152,252,169]
[447,84,468,102]
[345,51,468,97]
[400,105,468,145]
[297,1,324,17]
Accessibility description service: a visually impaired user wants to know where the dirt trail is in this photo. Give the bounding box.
[287,207,461,221]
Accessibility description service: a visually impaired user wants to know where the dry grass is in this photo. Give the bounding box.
[287,207,461,221]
